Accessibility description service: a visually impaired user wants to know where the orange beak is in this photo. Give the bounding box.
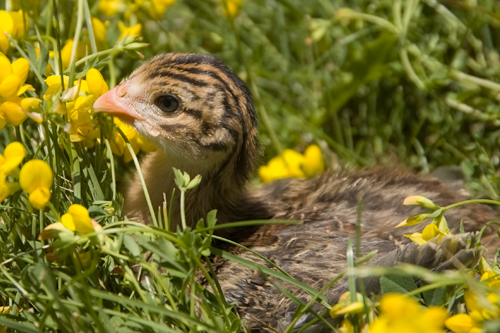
[93,85,139,124]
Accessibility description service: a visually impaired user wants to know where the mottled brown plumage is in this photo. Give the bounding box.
[94,53,499,332]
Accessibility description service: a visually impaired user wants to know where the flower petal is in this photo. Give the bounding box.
[302,144,324,177]
[19,159,53,194]
[11,58,29,84]
[0,53,13,84]
[445,314,477,333]
[28,186,51,209]
[0,74,22,98]
[422,224,441,241]
[0,10,14,35]
[1,141,25,173]
[61,204,94,234]
[86,68,109,98]
[0,101,27,126]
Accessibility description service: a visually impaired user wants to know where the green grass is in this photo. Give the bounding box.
[1,0,500,332]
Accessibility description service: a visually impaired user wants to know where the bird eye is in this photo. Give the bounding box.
[155,95,179,112]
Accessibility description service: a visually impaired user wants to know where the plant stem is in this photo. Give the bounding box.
[443,199,500,212]
[180,189,187,230]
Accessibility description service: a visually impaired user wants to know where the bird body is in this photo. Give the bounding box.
[94,53,499,331]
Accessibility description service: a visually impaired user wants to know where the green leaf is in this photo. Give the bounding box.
[206,210,217,229]
[380,274,418,295]
[123,234,141,257]
[422,286,445,306]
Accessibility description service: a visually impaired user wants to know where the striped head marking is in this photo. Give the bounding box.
[94,53,260,183]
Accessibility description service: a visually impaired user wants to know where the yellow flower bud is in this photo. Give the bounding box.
[403,195,440,209]
[61,204,95,234]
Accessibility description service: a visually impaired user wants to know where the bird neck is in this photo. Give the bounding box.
[125,150,271,230]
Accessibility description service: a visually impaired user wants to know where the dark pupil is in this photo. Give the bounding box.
[156,95,179,112]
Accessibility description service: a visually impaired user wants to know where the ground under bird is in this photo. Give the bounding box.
[94,53,499,331]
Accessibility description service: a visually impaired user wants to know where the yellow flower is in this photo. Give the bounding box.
[0,141,25,202]
[0,141,25,174]
[221,0,243,18]
[405,224,448,245]
[480,271,500,289]
[148,0,176,19]
[0,101,26,127]
[110,118,156,162]
[0,306,11,333]
[66,95,99,146]
[19,159,53,209]
[118,22,142,40]
[86,68,109,98]
[0,56,33,99]
[445,313,481,333]
[60,40,74,70]
[259,144,324,183]
[91,17,107,46]
[330,292,369,318]
[99,0,125,17]
[61,204,94,234]
[44,75,69,100]
[445,289,500,333]
[45,70,106,146]
[0,55,40,128]
[370,294,448,333]
[0,10,27,53]
[9,10,26,39]
[59,40,87,70]
[136,133,157,152]
[302,144,324,177]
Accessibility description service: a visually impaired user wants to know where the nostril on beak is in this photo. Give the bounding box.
[116,83,128,98]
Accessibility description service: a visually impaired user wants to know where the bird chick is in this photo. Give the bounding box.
[94,53,267,230]
[94,53,499,331]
